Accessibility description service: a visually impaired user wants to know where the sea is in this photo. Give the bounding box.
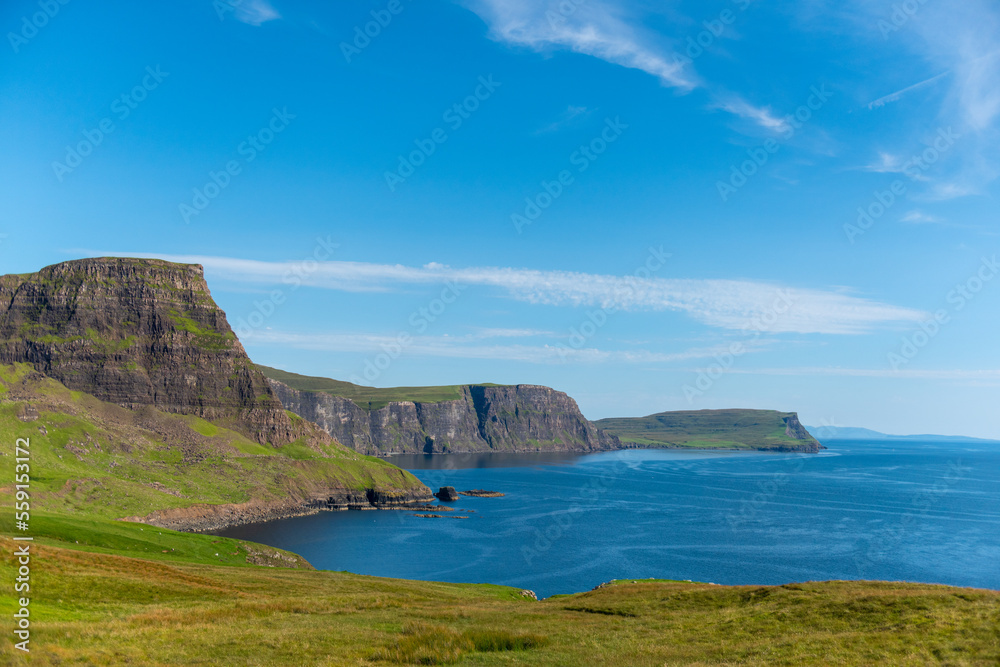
[214,440,1000,599]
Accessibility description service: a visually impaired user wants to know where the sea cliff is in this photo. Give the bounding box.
[265,373,622,455]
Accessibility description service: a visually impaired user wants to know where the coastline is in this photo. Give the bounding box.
[121,486,435,533]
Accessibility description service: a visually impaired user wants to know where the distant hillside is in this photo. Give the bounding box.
[595,409,823,452]
[804,425,1000,444]
[258,366,620,455]
[258,365,505,411]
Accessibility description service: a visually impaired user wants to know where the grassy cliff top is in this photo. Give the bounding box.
[257,365,507,410]
[595,408,822,452]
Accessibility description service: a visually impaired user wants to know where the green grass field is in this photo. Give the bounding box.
[0,522,997,666]
[258,365,506,411]
[596,409,822,451]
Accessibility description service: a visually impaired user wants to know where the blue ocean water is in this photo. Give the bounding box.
[215,441,1000,599]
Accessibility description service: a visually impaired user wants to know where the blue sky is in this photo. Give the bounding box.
[2,0,999,437]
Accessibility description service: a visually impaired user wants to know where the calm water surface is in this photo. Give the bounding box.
[216,441,1000,598]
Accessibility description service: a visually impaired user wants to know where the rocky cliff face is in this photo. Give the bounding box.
[268,379,621,455]
[0,257,294,445]
[782,413,814,441]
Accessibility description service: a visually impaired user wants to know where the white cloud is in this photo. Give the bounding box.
[86,252,927,335]
[860,151,908,175]
[469,327,552,339]
[240,330,771,366]
[866,71,949,110]
[536,105,591,133]
[464,0,694,88]
[464,1,808,135]
[233,0,280,26]
[714,97,793,135]
[923,181,981,201]
[900,210,942,224]
[723,366,1000,381]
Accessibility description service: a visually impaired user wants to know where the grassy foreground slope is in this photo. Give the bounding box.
[596,409,823,452]
[0,529,997,666]
[0,363,427,523]
[258,365,505,411]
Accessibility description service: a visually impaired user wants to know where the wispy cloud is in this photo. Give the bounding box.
[536,105,591,134]
[723,366,1000,381]
[233,0,280,26]
[464,1,807,136]
[923,181,981,201]
[900,210,943,224]
[713,97,793,134]
[84,251,927,335]
[860,151,909,175]
[470,327,552,339]
[466,0,693,89]
[241,330,771,366]
[866,71,949,110]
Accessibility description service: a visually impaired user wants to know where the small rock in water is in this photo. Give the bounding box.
[458,489,505,497]
[435,486,459,501]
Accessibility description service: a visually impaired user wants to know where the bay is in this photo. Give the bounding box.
[214,441,1000,599]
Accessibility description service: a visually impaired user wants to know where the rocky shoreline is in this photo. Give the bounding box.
[121,486,435,533]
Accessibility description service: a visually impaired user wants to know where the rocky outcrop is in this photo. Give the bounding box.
[435,486,459,501]
[0,258,294,445]
[268,378,622,455]
[782,413,813,440]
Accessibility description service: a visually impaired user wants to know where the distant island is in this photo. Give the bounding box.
[596,409,824,453]
[804,425,1000,444]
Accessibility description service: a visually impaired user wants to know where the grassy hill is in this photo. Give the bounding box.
[0,363,428,525]
[595,409,823,452]
[257,365,505,411]
[0,523,997,665]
